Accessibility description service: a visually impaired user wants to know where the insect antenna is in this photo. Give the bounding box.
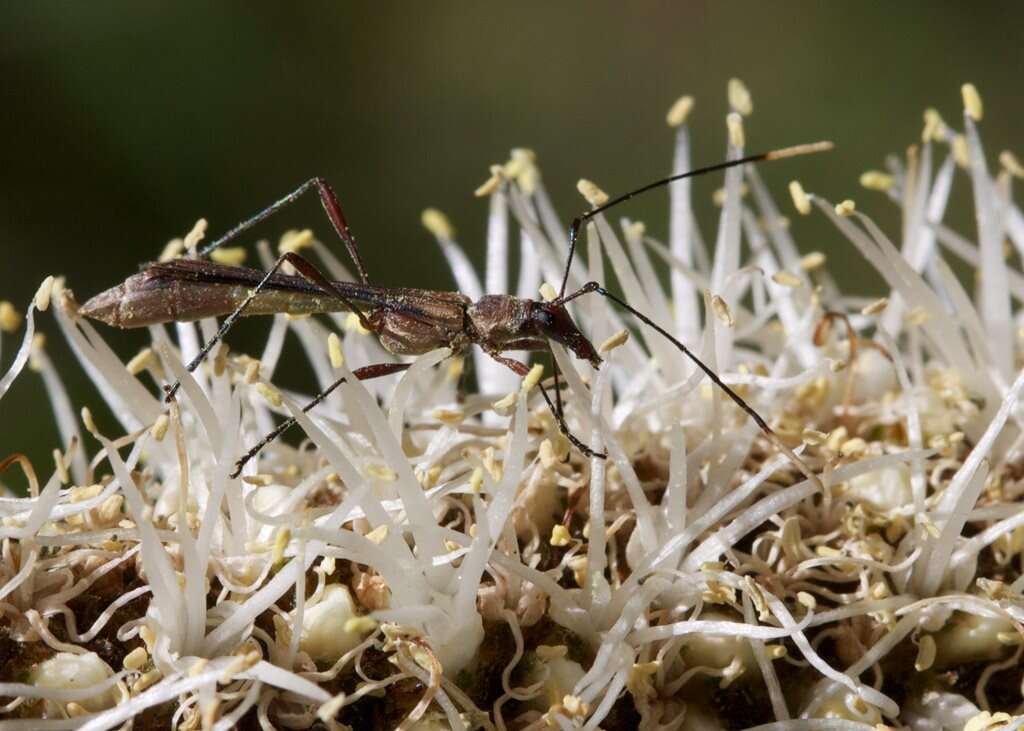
[557,141,833,298]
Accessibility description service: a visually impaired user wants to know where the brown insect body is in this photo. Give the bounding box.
[80,259,601,367]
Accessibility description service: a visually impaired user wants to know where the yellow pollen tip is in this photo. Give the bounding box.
[421,208,455,240]
[244,360,261,384]
[327,332,345,369]
[209,246,248,266]
[961,83,983,122]
[834,199,856,217]
[34,276,55,312]
[158,239,184,262]
[999,150,1024,178]
[862,297,889,316]
[474,165,504,198]
[278,228,314,254]
[492,392,517,413]
[800,251,826,271]
[344,312,371,335]
[469,466,485,494]
[0,301,21,333]
[183,219,208,251]
[711,295,734,328]
[257,383,283,408]
[915,634,936,671]
[151,413,170,442]
[522,364,545,393]
[550,524,571,547]
[577,179,609,207]
[788,181,811,215]
[859,171,894,191]
[539,283,558,302]
[599,329,630,354]
[772,271,802,288]
[344,616,378,635]
[81,407,97,436]
[727,78,753,116]
[666,94,695,127]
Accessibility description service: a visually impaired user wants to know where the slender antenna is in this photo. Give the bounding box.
[557,141,834,297]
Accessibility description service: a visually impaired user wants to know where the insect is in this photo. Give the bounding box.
[80,142,832,478]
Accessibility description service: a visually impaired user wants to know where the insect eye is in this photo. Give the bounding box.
[534,308,555,328]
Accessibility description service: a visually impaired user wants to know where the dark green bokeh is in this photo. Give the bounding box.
[2,3,1022,491]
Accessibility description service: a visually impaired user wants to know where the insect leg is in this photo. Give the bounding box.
[165,251,374,402]
[486,351,606,460]
[557,281,824,491]
[231,361,411,478]
[198,177,371,285]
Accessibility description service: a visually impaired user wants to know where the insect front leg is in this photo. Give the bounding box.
[485,350,606,460]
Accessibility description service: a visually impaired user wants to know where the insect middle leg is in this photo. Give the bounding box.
[198,177,371,285]
[231,361,411,478]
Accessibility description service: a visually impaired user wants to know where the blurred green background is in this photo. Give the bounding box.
[2,3,1023,491]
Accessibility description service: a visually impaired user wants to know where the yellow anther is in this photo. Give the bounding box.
[577,179,609,207]
[666,94,695,127]
[365,525,389,544]
[859,171,894,191]
[840,437,868,458]
[469,467,485,494]
[800,251,826,271]
[999,150,1024,178]
[158,239,185,262]
[922,108,948,143]
[126,348,157,376]
[599,329,630,353]
[123,647,149,671]
[271,527,291,566]
[327,332,344,369]
[834,199,856,217]
[34,276,55,312]
[772,271,802,288]
[522,364,545,393]
[0,301,21,333]
[183,219,208,251]
[914,635,936,671]
[345,312,371,335]
[961,83,983,122]
[421,208,455,240]
[365,464,398,482]
[278,228,314,254]
[257,383,282,408]
[474,165,504,197]
[727,78,753,116]
[210,247,247,266]
[861,297,889,316]
[539,282,558,302]
[344,616,378,635]
[550,524,571,547]
[789,181,811,215]
[244,360,261,384]
[711,295,734,327]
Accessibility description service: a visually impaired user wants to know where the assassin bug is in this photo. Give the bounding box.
[80,141,832,478]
